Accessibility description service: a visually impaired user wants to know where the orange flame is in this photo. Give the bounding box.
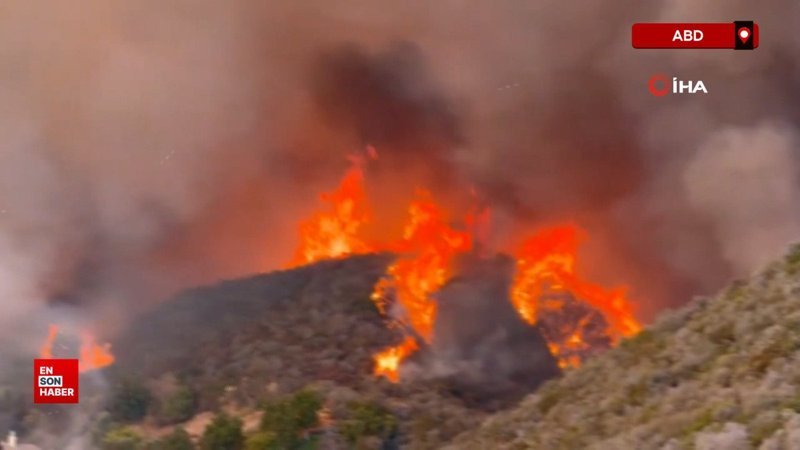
[372,336,419,383]
[38,325,115,373]
[40,324,59,360]
[511,224,641,368]
[370,192,472,381]
[290,159,372,267]
[374,192,472,341]
[79,333,116,373]
[290,161,641,380]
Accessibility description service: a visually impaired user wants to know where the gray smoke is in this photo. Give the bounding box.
[414,254,560,408]
[684,122,800,275]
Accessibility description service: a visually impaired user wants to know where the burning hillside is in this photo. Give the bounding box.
[72,179,641,449]
[289,154,641,380]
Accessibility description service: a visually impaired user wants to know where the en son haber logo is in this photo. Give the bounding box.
[33,359,79,404]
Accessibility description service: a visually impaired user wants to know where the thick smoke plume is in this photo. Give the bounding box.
[1,0,800,370]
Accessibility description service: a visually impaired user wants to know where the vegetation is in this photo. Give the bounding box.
[244,431,278,450]
[100,426,144,450]
[156,383,198,425]
[257,389,323,449]
[446,245,800,449]
[108,377,152,423]
[150,427,195,450]
[77,255,482,450]
[785,243,800,274]
[201,413,245,450]
[338,400,398,447]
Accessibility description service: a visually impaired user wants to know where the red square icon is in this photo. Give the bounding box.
[33,359,79,404]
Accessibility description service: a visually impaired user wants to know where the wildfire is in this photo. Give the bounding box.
[511,224,641,367]
[38,325,116,373]
[290,158,372,267]
[372,336,419,383]
[373,192,472,340]
[78,333,116,373]
[290,159,641,381]
[40,324,59,360]
[370,192,473,380]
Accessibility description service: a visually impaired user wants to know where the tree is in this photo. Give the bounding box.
[200,413,245,450]
[338,401,397,447]
[109,377,152,422]
[101,426,143,450]
[157,384,198,425]
[153,427,195,450]
[244,431,278,450]
[259,389,323,449]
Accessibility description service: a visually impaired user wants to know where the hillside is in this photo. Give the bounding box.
[17,245,800,449]
[95,254,523,449]
[12,252,564,449]
[446,245,800,450]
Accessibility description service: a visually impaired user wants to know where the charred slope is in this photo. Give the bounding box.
[447,244,800,450]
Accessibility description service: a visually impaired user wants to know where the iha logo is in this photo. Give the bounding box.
[33,359,79,404]
[648,74,708,97]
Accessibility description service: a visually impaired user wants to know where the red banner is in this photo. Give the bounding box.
[34,359,79,404]
[632,22,758,50]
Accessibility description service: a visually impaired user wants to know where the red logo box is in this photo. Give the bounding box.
[33,359,79,404]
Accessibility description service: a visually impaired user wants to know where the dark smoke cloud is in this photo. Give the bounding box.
[471,73,645,218]
[310,42,462,165]
[290,1,800,320]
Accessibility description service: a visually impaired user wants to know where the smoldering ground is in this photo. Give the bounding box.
[1,0,799,408]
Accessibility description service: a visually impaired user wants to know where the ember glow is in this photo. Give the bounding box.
[291,160,640,381]
[38,325,116,373]
[372,336,419,383]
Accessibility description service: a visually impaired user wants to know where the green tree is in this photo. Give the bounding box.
[109,377,152,422]
[200,413,245,450]
[101,426,143,450]
[152,427,195,450]
[244,431,278,450]
[259,389,323,449]
[338,401,397,447]
[157,384,198,425]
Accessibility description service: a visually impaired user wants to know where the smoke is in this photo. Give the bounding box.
[0,1,292,346]
[310,42,462,168]
[273,0,800,318]
[684,122,800,274]
[0,0,798,444]
[1,0,799,396]
[409,254,560,408]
